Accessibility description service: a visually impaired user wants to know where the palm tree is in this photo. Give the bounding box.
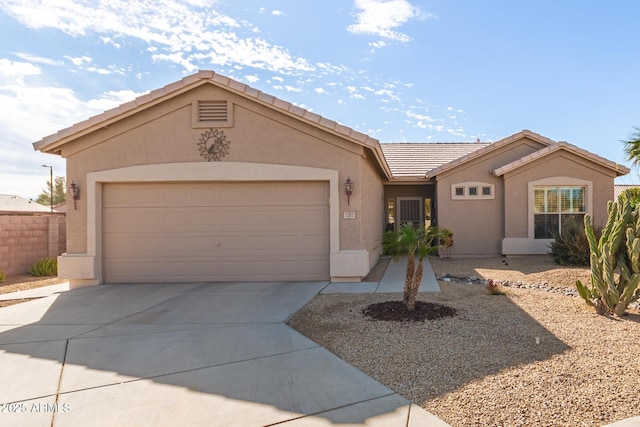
[382,224,446,311]
[622,126,640,166]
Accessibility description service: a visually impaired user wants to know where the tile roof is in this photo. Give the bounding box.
[30,71,629,184]
[33,70,381,155]
[0,194,51,213]
[493,141,630,177]
[423,130,556,179]
[380,142,489,178]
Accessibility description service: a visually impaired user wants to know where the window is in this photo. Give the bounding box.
[451,182,494,200]
[424,198,432,227]
[387,198,395,229]
[534,186,586,239]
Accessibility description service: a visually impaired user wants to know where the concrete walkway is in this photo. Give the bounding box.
[0,282,69,300]
[322,256,441,294]
[0,277,449,426]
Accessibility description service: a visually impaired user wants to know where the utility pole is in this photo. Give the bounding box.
[42,164,53,214]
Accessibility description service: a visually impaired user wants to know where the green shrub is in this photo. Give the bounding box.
[620,188,640,210]
[30,257,57,277]
[0,270,5,283]
[550,218,600,267]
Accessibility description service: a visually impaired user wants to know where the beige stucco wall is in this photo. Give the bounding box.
[58,83,384,283]
[359,154,385,268]
[435,137,547,256]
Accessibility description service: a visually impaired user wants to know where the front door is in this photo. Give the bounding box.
[397,197,423,228]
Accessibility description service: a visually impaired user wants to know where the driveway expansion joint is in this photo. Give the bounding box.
[263,392,400,426]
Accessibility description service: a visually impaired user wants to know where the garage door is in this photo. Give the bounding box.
[102,182,330,283]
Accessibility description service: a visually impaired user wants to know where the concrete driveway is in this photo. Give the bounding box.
[0,281,448,426]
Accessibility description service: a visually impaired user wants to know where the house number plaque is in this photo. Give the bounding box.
[343,211,356,219]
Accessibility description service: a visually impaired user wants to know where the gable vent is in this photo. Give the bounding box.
[198,100,228,122]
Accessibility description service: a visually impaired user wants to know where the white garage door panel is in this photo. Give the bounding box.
[103,182,330,283]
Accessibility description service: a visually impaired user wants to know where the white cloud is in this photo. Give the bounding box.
[0,60,145,195]
[347,0,426,43]
[315,87,328,94]
[12,52,61,66]
[84,90,142,112]
[374,88,399,102]
[0,58,41,79]
[85,64,127,75]
[406,110,434,122]
[244,75,260,83]
[64,55,127,75]
[272,10,285,16]
[100,36,121,48]
[64,55,92,66]
[0,0,313,75]
[284,85,302,92]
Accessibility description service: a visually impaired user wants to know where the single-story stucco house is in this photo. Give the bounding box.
[33,70,629,288]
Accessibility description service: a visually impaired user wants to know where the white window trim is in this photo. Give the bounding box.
[451,182,495,200]
[527,177,593,241]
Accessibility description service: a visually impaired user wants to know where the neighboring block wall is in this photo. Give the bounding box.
[0,215,66,276]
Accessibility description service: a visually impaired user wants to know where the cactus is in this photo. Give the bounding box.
[576,192,640,316]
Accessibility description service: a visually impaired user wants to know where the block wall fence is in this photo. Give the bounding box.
[0,215,66,276]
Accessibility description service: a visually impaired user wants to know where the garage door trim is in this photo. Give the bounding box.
[80,162,340,283]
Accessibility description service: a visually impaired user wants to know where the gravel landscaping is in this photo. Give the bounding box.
[288,255,640,427]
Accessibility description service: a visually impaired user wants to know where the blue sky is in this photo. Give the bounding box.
[1,0,639,198]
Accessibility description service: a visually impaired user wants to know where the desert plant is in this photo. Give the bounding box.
[30,257,57,277]
[550,217,600,266]
[382,224,447,311]
[620,187,640,210]
[439,228,454,259]
[485,279,506,295]
[575,193,640,316]
[0,270,5,283]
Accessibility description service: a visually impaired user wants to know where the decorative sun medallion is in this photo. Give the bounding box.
[197,128,231,161]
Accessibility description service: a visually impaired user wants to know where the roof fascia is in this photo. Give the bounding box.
[493,142,630,177]
[424,129,555,179]
[33,77,209,154]
[33,71,390,179]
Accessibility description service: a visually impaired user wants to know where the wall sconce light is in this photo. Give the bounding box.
[69,182,80,210]
[344,177,354,205]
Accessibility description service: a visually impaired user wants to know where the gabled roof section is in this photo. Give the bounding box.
[33,70,392,178]
[380,142,489,179]
[424,130,556,179]
[493,141,630,177]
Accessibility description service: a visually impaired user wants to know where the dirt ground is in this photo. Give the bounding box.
[429,254,592,288]
[289,255,640,427]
